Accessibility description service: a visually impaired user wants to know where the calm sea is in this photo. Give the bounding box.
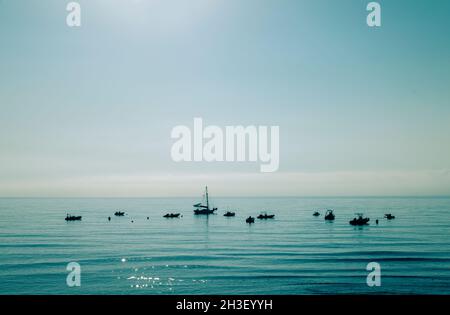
[0,197,449,294]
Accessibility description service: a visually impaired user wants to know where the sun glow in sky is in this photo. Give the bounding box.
[92,0,220,32]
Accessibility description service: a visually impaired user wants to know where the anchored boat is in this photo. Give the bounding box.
[257,212,275,219]
[246,216,255,224]
[114,211,125,216]
[384,213,396,220]
[164,213,181,218]
[324,210,335,221]
[193,186,217,215]
[224,211,236,217]
[65,214,82,221]
[349,213,370,226]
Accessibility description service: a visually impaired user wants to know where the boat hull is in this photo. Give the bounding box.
[65,216,82,221]
[257,215,275,219]
[193,208,217,215]
[349,218,370,226]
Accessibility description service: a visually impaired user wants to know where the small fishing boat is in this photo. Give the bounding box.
[349,213,370,226]
[114,211,125,216]
[384,213,396,220]
[313,211,320,217]
[163,213,180,218]
[224,211,235,217]
[65,214,82,221]
[324,210,335,221]
[193,186,217,215]
[246,216,255,224]
[257,212,275,219]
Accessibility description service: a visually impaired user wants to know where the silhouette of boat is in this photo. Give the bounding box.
[257,212,275,219]
[193,186,217,215]
[114,211,125,216]
[246,216,255,224]
[65,214,82,221]
[349,213,370,226]
[164,213,180,218]
[224,211,235,217]
[324,210,335,221]
[313,211,320,216]
[384,213,396,220]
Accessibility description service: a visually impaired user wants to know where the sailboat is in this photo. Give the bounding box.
[193,186,217,215]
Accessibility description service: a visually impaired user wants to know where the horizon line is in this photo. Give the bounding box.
[1,195,449,199]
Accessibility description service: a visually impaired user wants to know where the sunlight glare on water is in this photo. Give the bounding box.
[0,197,449,294]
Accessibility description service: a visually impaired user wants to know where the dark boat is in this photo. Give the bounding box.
[163,213,180,218]
[114,211,125,216]
[349,213,370,226]
[194,208,217,215]
[65,214,82,221]
[384,213,396,220]
[193,186,217,215]
[257,212,275,219]
[246,216,255,224]
[224,211,235,217]
[324,210,335,221]
[313,211,320,217]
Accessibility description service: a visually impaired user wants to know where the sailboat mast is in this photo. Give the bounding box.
[205,186,209,210]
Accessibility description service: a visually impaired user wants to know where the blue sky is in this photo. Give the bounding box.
[0,0,449,197]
